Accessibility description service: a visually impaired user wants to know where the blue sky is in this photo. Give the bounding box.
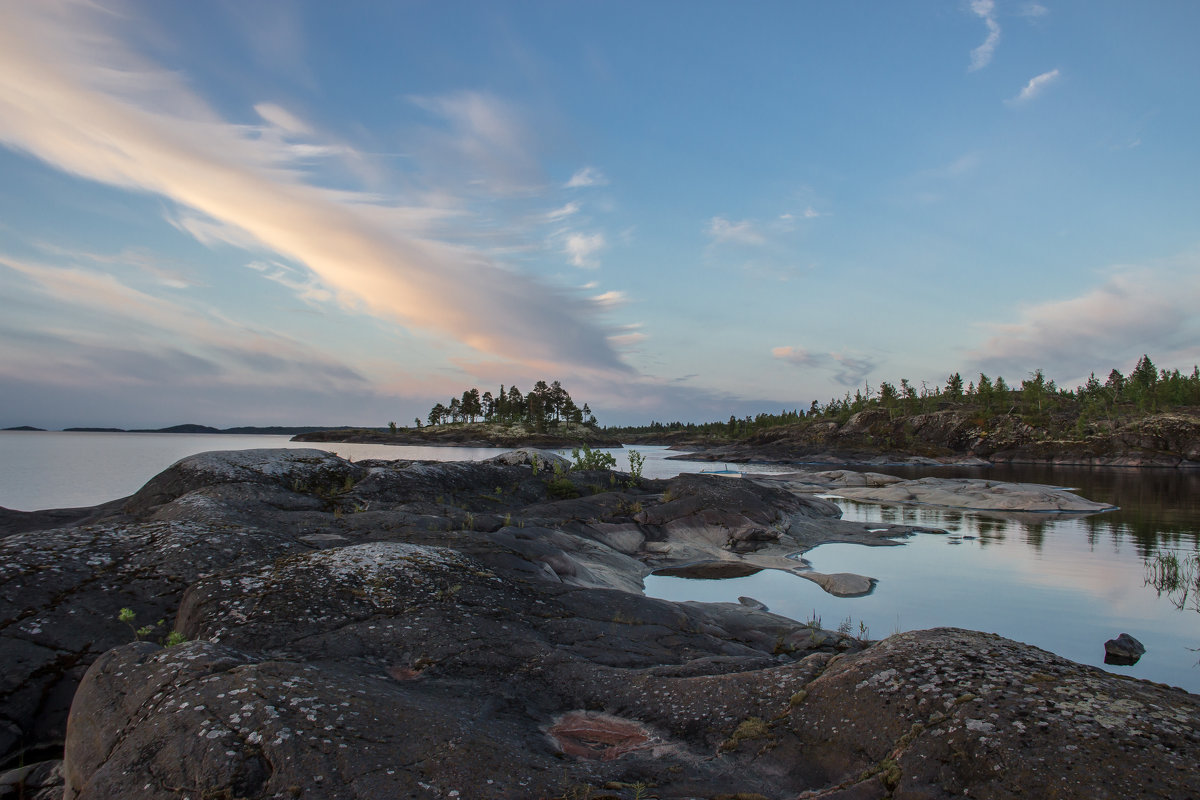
[1,1,1197,428]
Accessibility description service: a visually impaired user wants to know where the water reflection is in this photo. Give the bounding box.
[649,463,1200,692]
[837,463,1200,555]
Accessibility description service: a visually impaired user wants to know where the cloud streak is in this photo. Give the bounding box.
[772,346,877,387]
[0,252,367,391]
[565,166,608,188]
[0,2,629,375]
[1009,69,1061,104]
[969,0,1000,71]
[707,217,766,246]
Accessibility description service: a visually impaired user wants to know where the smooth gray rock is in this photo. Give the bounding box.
[834,476,1118,514]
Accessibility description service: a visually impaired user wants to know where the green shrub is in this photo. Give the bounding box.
[571,444,617,471]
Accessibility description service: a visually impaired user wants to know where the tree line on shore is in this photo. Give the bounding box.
[607,355,1200,439]
[414,380,597,431]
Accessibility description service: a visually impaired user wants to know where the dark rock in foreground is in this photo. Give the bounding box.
[2,449,1197,799]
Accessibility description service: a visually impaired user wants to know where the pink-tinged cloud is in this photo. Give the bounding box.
[0,2,629,375]
[0,253,367,390]
[771,345,821,367]
[968,262,1200,384]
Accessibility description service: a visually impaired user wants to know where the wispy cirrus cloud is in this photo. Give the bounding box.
[968,257,1200,384]
[565,166,608,188]
[708,217,766,246]
[408,90,544,195]
[564,232,606,267]
[1008,69,1061,104]
[968,0,1001,71]
[772,346,878,387]
[0,252,366,390]
[771,345,821,368]
[0,2,630,375]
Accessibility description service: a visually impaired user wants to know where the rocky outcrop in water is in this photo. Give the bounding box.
[2,449,1197,799]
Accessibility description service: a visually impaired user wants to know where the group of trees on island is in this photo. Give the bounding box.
[418,380,597,430]
[608,355,1200,439]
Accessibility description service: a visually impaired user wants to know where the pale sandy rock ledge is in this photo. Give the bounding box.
[831,476,1117,514]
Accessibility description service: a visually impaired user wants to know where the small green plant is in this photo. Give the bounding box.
[503,512,513,527]
[837,616,853,636]
[661,488,676,503]
[627,449,645,487]
[530,453,540,475]
[571,444,617,471]
[805,610,822,630]
[118,607,155,640]
[118,608,185,646]
[462,512,475,531]
[859,620,870,640]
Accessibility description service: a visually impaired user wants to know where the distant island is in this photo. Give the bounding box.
[296,379,614,448]
[294,420,619,449]
[48,424,365,435]
[16,356,1200,466]
[606,355,1200,468]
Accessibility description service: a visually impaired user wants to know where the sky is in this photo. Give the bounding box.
[1,0,1198,429]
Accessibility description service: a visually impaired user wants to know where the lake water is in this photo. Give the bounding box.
[3,432,1198,692]
[0,433,712,511]
[647,462,1200,693]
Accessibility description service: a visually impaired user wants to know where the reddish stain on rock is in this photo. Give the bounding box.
[547,711,657,760]
[386,665,424,681]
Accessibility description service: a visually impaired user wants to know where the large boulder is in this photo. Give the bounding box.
[0,519,303,766]
[748,628,1200,798]
[62,541,854,799]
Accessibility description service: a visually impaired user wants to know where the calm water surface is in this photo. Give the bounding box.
[3,432,1197,691]
[647,462,1200,693]
[0,434,709,511]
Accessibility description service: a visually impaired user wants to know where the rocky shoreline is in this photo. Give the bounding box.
[2,449,1197,798]
[665,409,1200,469]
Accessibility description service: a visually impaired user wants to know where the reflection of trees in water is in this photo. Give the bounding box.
[1085,516,1199,559]
[1022,521,1047,552]
[973,517,1008,547]
[845,464,1199,554]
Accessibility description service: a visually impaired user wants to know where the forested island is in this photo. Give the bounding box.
[295,380,619,448]
[608,355,1200,467]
